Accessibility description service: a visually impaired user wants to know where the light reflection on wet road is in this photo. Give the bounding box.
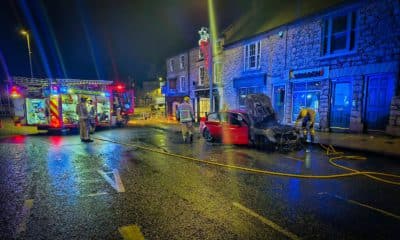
[0,127,400,239]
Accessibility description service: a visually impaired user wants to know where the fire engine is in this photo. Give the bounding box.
[8,77,134,131]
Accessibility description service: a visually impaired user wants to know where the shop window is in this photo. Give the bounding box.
[292,81,321,122]
[238,86,262,108]
[244,41,261,70]
[322,11,358,56]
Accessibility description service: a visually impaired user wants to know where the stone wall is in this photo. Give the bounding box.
[387,96,400,136]
[220,0,399,131]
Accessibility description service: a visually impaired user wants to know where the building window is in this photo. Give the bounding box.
[168,78,177,92]
[214,62,222,84]
[292,81,321,122]
[198,66,205,86]
[238,86,262,108]
[244,41,261,70]
[169,59,175,72]
[322,11,357,55]
[199,48,204,60]
[179,76,186,92]
[180,55,185,69]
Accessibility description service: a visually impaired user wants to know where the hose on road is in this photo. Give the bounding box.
[93,137,400,186]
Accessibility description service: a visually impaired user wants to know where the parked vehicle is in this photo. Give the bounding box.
[200,94,301,152]
[199,110,250,145]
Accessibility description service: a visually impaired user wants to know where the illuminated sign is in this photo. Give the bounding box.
[289,67,329,80]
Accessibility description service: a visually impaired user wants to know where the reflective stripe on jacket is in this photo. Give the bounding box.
[178,102,194,123]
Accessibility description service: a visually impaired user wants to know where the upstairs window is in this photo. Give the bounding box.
[214,62,222,84]
[322,11,358,56]
[198,66,205,86]
[179,76,186,92]
[180,55,185,69]
[244,41,261,70]
[169,78,177,92]
[169,59,175,72]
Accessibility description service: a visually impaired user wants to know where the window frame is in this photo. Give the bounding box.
[321,10,358,57]
[198,66,205,86]
[244,41,261,71]
[179,76,186,92]
[179,55,185,69]
[169,59,175,72]
[213,62,222,84]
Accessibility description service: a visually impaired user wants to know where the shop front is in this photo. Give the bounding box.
[194,88,219,121]
[288,67,329,127]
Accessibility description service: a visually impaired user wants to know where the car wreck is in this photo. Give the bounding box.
[244,94,301,152]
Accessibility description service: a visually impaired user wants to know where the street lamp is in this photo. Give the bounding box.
[20,29,33,79]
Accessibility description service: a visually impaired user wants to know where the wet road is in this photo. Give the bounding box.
[1,127,400,239]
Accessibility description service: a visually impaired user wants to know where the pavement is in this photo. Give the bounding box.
[1,117,400,158]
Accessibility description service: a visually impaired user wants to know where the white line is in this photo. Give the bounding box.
[233,202,301,240]
[113,169,126,192]
[319,192,400,221]
[86,191,109,197]
[98,169,125,193]
[98,170,117,191]
[16,199,34,234]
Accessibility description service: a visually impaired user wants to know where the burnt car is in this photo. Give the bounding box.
[244,94,301,152]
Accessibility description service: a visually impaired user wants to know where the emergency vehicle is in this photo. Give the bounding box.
[8,77,134,131]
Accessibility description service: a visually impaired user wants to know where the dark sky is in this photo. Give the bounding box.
[0,0,253,83]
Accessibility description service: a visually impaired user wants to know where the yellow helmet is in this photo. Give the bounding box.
[184,96,190,102]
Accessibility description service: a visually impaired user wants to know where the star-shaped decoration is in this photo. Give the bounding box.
[198,27,209,41]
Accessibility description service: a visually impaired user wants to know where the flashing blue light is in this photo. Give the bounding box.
[307,94,312,99]
[60,86,68,94]
[104,92,110,97]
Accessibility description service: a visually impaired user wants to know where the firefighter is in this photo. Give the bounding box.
[76,97,93,142]
[295,107,316,143]
[176,96,195,143]
[87,99,96,133]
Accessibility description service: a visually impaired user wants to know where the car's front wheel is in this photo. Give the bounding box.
[203,128,214,142]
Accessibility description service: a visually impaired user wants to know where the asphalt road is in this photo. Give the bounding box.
[0,127,399,239]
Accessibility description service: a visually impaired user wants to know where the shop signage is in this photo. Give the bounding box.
[289,67,329,80]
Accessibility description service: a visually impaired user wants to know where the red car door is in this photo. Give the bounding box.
[222,113,249,145]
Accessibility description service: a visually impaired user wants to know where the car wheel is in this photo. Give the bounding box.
[203,128,214,142]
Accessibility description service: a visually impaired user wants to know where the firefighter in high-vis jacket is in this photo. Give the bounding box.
[177,96,195,143]
[295,108,316,143]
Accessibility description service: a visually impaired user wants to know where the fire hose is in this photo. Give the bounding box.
[93,137,400,186]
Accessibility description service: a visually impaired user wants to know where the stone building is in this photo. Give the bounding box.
[188,46,223,121]
[165,52,189,118]
[221,0,400,134]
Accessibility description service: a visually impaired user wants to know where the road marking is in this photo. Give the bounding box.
[232,202,301,240]
[282,155,304,162]
[86,191,109,197]
[16,199,34,234]
[119,225,145,240]
[318,192,400,221]
[98,169,125,192]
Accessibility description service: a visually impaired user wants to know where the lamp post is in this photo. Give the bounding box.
[20,30,33,79]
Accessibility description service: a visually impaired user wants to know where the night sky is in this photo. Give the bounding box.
[0,0,253,84]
